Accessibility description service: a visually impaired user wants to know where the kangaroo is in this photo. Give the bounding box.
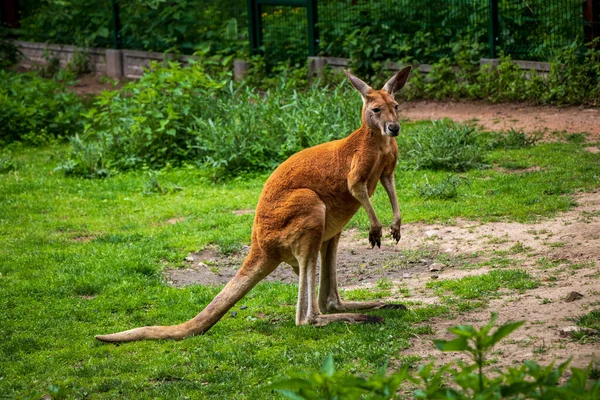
[95,67,412,342]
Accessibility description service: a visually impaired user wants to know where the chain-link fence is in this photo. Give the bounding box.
[10,0,248,54]
[4,0,600,63]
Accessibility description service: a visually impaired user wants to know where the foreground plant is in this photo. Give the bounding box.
[273,314,600,399]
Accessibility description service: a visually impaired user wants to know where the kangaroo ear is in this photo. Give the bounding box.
[383,66,412,95]
[344,70,372,100]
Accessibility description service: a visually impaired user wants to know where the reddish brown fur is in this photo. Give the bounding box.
[95,67,411,342]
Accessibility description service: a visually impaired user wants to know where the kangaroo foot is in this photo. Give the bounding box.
[323,300,407,313]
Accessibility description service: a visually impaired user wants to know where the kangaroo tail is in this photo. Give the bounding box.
[95,252,274,343]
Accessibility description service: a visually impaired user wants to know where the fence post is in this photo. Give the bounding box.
[248,0,263,55]
[584,0,600,45]
[1,0,19,30]
[307,0,318,56]
[111,0,121,49]
[488,0,499,58]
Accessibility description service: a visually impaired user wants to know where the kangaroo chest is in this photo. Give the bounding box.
[365,145,397,197]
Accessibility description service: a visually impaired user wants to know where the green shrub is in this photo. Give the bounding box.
[62,60,230,175]
[399,120,487,172]
[0,71,84,145]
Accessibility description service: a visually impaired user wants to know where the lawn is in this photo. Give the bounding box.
[1,125,599,398]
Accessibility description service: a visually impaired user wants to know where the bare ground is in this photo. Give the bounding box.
[398,101,600,141]
[165,190,600,369]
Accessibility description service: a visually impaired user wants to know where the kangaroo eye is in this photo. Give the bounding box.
[372,108,381,113]
[394,104,399,111]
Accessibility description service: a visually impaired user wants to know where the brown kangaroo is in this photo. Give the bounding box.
[95,67,411,342]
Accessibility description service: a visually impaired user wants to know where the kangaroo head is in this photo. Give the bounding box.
[345,66,411,137]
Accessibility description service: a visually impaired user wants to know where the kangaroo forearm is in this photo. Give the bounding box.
[381,174,401,220]
[350,183,381,227]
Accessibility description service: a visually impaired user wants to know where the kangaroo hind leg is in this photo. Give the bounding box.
[318,233,406,314]
[293,235,383,327]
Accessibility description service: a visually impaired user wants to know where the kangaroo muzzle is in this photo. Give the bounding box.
[385,123,400,137]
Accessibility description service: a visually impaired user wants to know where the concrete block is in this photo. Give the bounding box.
[106,49,123,78]
[233,59,249,81]
[308,56,326,83]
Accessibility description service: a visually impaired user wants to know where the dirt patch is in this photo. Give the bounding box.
[495,165,542,174]
[165,190,600,368]
[68,74,123,96]
[398,101,600,141]
[167,234,432,287]
[165,217,186,225]
[585,146,600,153]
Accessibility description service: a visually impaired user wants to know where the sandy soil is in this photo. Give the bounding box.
[165,190,600,369]
[399,101,600,141]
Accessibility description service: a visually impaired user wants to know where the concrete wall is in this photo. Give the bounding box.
[15,41,554,81]
[15,41,193,79]
[16,41,109,74]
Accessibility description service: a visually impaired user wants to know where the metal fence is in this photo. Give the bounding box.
[251,0,600,64]
[3,0,599,63]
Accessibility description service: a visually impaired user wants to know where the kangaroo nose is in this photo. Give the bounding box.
[388,123,400,136]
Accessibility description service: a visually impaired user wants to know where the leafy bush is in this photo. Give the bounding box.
[60,61,231,176]
[273,314,600,399]
[0,71,84,145]
[399,120,487,172]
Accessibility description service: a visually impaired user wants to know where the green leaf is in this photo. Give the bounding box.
[274,389,311,400]
[447,325,477,338]
[435,336,471,352]
[97,27,109,38]
[320,355,335,378]
[490,321,525,346]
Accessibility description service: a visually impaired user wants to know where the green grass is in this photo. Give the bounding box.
[576,309,600,332]
[1,126,599,398]
[426,269,539,300]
